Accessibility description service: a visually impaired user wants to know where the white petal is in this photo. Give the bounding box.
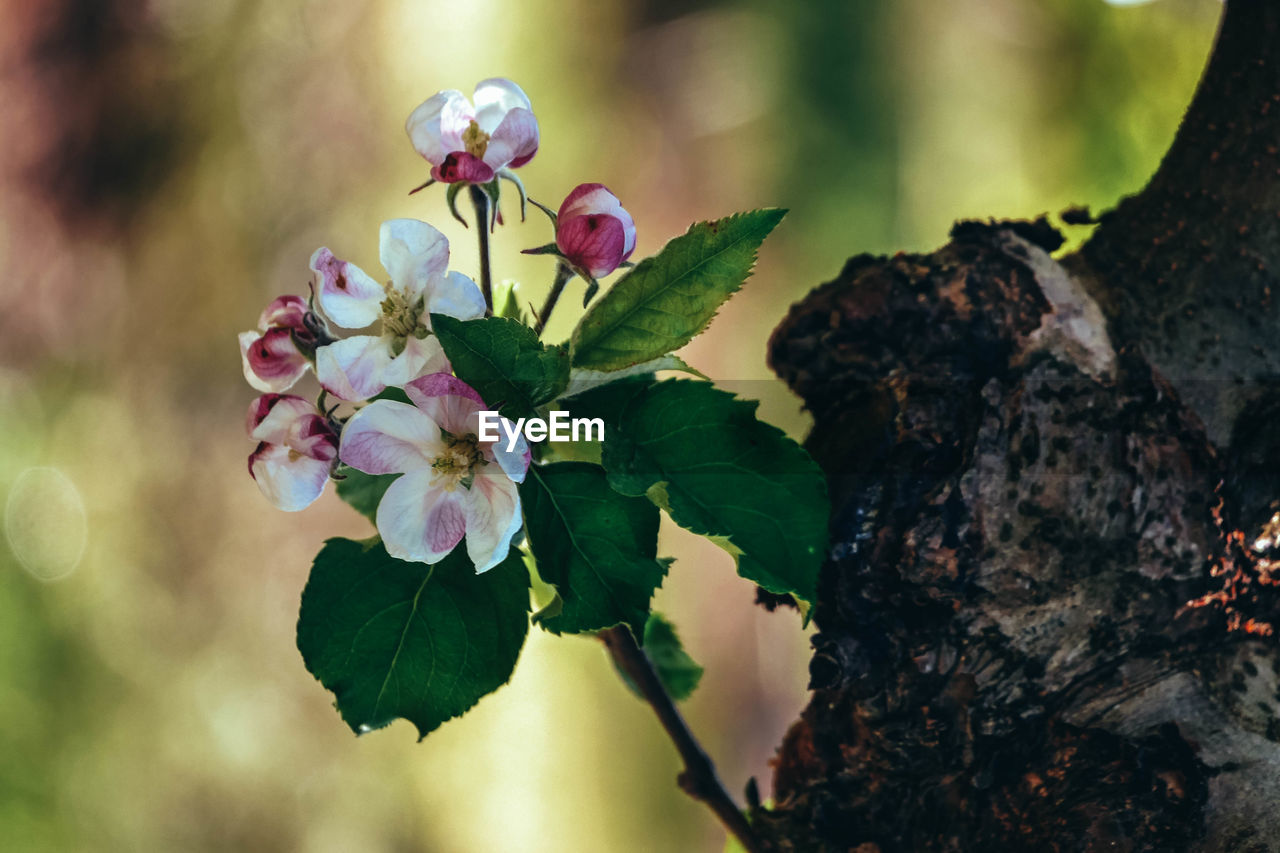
[485,423,531,484]
[315,335,393,401]
[405,89,473,165]
[381,334,450,389]
[424,271,486,323]
[379,219,450,299]
[247,394,314,443]
[482,107,539,171]
[403,373,487,436]
[472,78,532,133]
[311,248,384,330]
[376,469,467,564]
[461,472,522,572]
[340,399,441,475]
[249,443,330,512]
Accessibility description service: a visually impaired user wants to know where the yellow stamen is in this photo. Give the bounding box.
[462,120,490,159]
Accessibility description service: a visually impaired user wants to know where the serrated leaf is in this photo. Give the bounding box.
[563,355,707,398]
[569,209,786,371]
[640,612,703,701]
[431,314,570,419]
[334,467,399,523]
[520,462,668,637]
[296,538,529,739]
[602,380,828,607]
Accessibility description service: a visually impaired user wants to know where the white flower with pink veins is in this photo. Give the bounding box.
[405,78,539,185]
[310,219,486,402]
[339,373,530,571]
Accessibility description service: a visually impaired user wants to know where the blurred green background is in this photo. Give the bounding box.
[0,0,1220,850]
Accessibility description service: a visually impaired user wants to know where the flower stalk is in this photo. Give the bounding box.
[534,262,573,336]
[470,184,494,312]
[599,626,765,853]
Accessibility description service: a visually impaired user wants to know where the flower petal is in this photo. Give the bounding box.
[380,333,450,389]
[248,442,331,512]
[311,248,384,330]
[424,271,486,323]
[292,414,339,462]
[483,107,539,171]
[376,469,467,564]
[379,219,450,299]
[403,373,487,436]
[259,294,309,331]
[430,152,495,184]
[241,328,310,393]
[472,78,533,132]
[557,214,626,278]
[339,399,440,475]
[461,472,523,572]
[483,424,531,484]
[558,183,636,257]
[315,334,393,401]
[246,393,315,443]
[405,89,472,166]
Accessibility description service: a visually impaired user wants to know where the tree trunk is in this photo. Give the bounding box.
[757,2,1280,850]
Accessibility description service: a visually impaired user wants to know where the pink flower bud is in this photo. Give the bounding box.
[555,184,636,278]
[238,295,324,393]
[246,394,338,511]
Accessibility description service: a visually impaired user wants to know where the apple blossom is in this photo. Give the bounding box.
[246,394,339,512]
[238,295,327,392]
[554,183,637,278]
[405,78,539,185]
[311,219,486,402]
[338,373,530,571]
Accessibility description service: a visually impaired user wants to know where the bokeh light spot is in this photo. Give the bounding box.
[4,466,87,581]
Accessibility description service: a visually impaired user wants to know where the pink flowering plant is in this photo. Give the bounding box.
[236,76,828,850]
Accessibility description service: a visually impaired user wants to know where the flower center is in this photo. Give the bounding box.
[380,283,425,340]
[431,433,483,490]
[462,120,490,160]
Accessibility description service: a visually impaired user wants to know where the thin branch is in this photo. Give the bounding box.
[534,262,573,336]
[469,184,493,313]
[599,626,765,853]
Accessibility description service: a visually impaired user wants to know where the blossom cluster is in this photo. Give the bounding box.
[238,77,634,572]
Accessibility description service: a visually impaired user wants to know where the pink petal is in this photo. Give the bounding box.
[558,184,635,258]
[405,89,473,166]
[461,472,523,572]
[376,469,467,564]
[246,393,315,443]
[339,399,441,475]
[292,414,339,462]
[310,248,384,330]
[380,334,451,389]
[430,152,495,184]
[403,373,487,436]
[379,219,450,300]
[259,294,309,331]
[248,442,331,512]
[557,214,627,278]
[315,334,393,401]
[483,107,539,171]
[423,270,486,322]
[242,328,310,393]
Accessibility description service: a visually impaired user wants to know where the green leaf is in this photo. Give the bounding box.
[520,462,669,637]
[564,354,706,399]
[602,380,828,607]
[430,314,570,419]
[569,209,787,371]
[334,468,399,523]
[640,612,703,701]
[296,538,529,739]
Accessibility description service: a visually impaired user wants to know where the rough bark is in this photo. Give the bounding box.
[757,2,1280,851]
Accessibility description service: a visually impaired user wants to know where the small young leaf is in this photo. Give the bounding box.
[603,380,828,607]
[569,209,786,371]
[296,538,529,739]
[640,612,703,701]
[431,314,570,419]
[520,462,669,637]
[334,467,399,523]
